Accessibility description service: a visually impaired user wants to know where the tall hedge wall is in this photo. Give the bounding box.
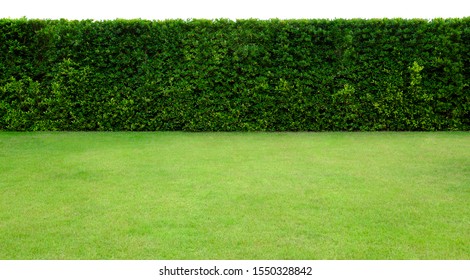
[1,18,469,131]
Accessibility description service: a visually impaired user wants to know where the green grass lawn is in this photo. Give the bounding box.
[0,132,469,259]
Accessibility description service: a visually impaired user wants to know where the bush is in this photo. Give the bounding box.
[1,18,469,131]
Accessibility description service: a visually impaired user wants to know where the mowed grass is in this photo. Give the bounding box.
[0,132,469,260]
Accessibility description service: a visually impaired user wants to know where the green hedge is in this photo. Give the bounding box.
[1,18,469,131]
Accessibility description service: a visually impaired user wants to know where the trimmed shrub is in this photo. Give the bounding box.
[1,18,469,131]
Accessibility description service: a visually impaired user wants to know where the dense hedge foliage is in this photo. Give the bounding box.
[1,18,469,131]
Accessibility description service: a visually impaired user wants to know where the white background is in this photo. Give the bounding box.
[1,260,470,280]
[0,0,469,20]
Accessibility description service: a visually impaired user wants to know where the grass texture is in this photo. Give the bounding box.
[0,132,469,259]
